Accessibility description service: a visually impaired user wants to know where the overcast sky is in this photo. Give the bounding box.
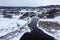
[0,0,60,6]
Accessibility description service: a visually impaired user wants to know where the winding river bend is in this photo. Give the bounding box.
[20,17,55,40]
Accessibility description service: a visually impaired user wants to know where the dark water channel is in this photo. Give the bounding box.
[20,17,56,40]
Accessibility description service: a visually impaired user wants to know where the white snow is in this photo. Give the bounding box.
[12,14,22,19]
[0,17,31,40]
[37,16,60,40]
[12,26,31,40]
[54,16,60,20]
[0,17,28,37]
[0,14,31,40]
[0,13,60,40]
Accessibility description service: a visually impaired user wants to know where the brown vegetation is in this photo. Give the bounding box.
[38,21,60,30]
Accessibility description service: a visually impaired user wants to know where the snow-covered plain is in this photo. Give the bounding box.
[0,16,31,40]
[0,9,60,40]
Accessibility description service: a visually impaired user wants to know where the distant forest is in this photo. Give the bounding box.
[0,5,60,9]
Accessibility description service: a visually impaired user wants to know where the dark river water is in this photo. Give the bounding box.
[20,17,56,40]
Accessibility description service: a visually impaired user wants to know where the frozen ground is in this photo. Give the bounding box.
[0,15,60,40]
[0,17,31,40]
[0,10,60,40]
[37,16,60,40]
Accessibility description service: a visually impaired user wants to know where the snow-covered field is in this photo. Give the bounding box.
[0,8,60,40]
[37,16,60,40]
[0,16,31,40]
[0,15,60,40]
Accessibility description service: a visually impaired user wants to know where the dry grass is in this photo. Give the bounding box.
[38,21,60,33]
[38,21,60,29]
